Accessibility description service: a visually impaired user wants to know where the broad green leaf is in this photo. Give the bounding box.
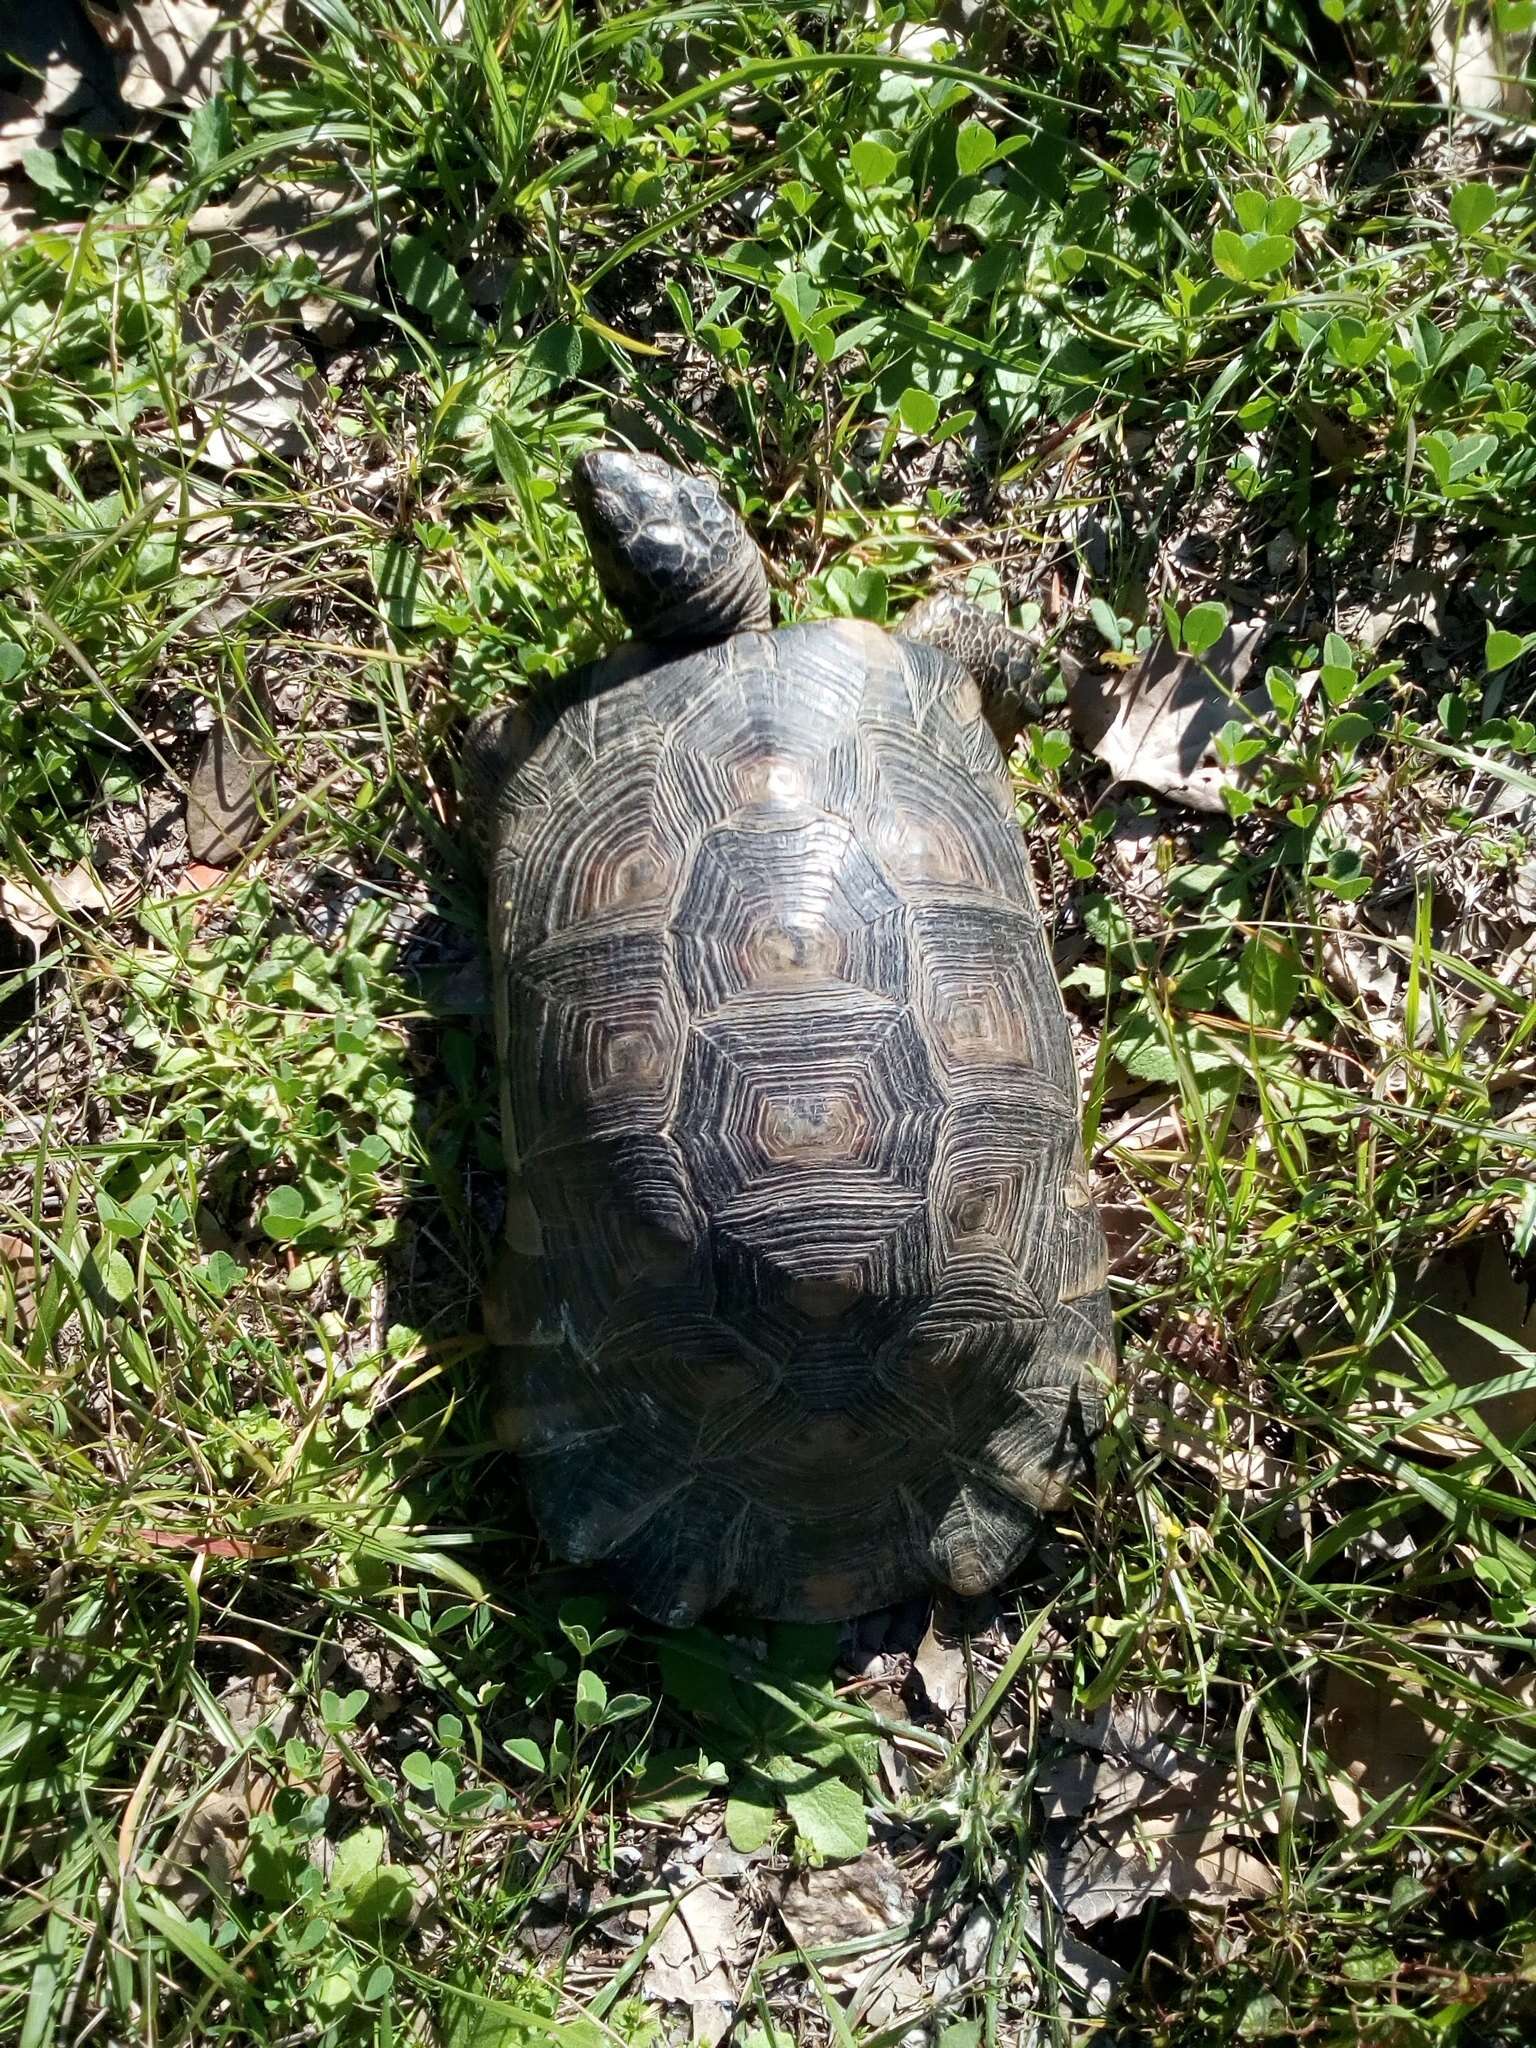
[260,1185,308,1243]
[782,1771,867,1862]
[657,1632,747,1725]
[505,1737,544,1771]
[1486,625,1530,672]
[390,233,480,343]
[401,1750,435,1791]
[372,542,442,634]
[198,1250,243,1297]
[1420,430,1497,491]
[1089,597,1122,650]
[336,1865,416,1930]
[848,138,898,187]
[90,1245,135,1305]
[1212,229,1295,282]
[725,1777,780,1852]
[329,1826,386,1896]
[1450,182,1499,236]
[629,1750,717,1822]
[1182,601,1229,657]
[574,1667,607,1726]
[1232,936,1299,1026]
[954,118,996,178]
[98,1190,155,1239]
[898,385,939,434]
[1327,316,1385,369]
[187,96,235,180]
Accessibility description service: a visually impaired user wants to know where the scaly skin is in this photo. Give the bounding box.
[897,591,1040,749]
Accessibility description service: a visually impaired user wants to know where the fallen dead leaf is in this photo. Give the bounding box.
[1321,924,1404,1021]
[1391,1236,1536,1455]
[139,1529,293,1559]
[778,1847,916,1979]
[184,293,320,471]
[1321,1663,1448,1824]
[1067,621,1269,812]
[1348,565,1448,653]
[0,862,109,952]
[1048,1808,1274,1926]
[185,677,278,863]
[0,8,122,168]
[84,0,283,113]
[1135,1382,1291,1504]
[643,1880,741,2047]
[1051,1689,1192,1779]
[1041,1689,1277,1925]
[1430,0,1534,121]
[189,171,381,343]
[912,1615,967,1720]
[176,861,229,894]
[153,1787,250,1910]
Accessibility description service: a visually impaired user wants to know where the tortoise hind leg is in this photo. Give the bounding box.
[896,592,1040,750]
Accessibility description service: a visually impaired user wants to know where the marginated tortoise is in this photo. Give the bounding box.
[465,450,1114,1625]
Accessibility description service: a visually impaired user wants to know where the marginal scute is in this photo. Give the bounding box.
[478,604,1114,1622]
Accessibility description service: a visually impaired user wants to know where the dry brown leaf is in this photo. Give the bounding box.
[0,8,121,168]
[1350,566,1448,653]
[1067,621,1269,812]
[1050,1816,1273,1926]
[185,294,320,471]
[1135,1386,1291,1503]
[185,678,277,863]
[0,167,41,251]
[1430,0,1534,120]
[778,1847,916,1980]
[84,0,281,113]
[912,1616,967,1720]
[1042,1690,1277,1925]
[1050,1689,1190,1779]
[1321,1663,1447,1823]
[0,862,108,951]
[189,172,381,342]
[1397,1236,1536,1454]
[643,1880,741,2046]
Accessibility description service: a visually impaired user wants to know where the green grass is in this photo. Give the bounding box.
[3,0,1536,2041]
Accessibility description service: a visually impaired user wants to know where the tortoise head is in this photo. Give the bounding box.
[571,448,772,645]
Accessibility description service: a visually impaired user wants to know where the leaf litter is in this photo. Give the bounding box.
[189,171,383,343]
[1067,618,1270,812]
[1038,1691,1277,1927]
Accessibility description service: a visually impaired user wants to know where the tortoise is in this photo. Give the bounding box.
[464,448,1113,1626]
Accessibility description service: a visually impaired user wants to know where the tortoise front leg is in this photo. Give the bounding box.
[896,592,1039,750]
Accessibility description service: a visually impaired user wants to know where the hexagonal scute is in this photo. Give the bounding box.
[497,744,690,953]
[874,1299,1043,1441]
[516,1129,707,1339]
[676,988,943,1209]
[506,928,685,1154]
[892,636,1008,795]
[930,1097,1079,1277]
[712,1164,933,1309]
[912,904,1079,1101]
[656,627,868,818]
[675,814,907,1015]
[859,727,1034,904]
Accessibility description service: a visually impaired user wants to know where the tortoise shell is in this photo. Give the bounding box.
[483,616,1113,1623]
